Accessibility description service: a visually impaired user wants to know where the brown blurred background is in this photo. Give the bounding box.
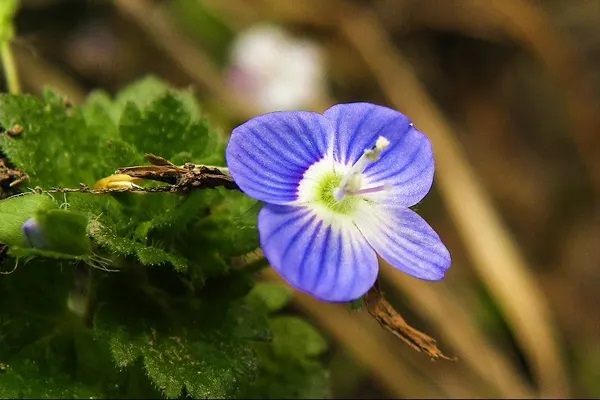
[8,0,600,398]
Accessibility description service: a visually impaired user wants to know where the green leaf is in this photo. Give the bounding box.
[0,77,215,188]
[0,92,100,186]
[189,191,261,260]
[89,217,188,271]
[270,316,328,359]
[114,76,199,121]
[246,282,293,313]
[81,92,143,172]
[94,269,267,399]
[240,316,331,399]
[118,92,219,165]
[30,208,91,256]
[0,359,101,399]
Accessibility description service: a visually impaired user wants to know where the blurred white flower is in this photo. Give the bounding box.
[227,24,327,112]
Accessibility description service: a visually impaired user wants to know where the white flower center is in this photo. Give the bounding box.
[296,136,390,216]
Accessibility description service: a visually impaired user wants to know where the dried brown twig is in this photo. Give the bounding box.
[364,282,454,361]
[31,154,238,196]
[116,154,239,192]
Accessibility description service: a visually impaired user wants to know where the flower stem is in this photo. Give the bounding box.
[1,40,20,94]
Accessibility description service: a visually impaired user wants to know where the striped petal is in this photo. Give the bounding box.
[226,111,333,204]
[355,204,451,280]
[324,103,434,207]
[259,204,378,302]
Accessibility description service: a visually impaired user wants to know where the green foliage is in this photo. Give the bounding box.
[246,282,294,313]
[241,284,331,399]
[93,267,266,399]
[0,77,330,398]
[0,259,116,399]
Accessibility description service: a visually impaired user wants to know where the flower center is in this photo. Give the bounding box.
[314,173,357,214]
[296,136,390,216]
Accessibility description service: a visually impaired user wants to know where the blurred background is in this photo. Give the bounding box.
[7,0,600,398]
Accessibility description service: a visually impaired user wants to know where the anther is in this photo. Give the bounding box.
[334,136,390,201]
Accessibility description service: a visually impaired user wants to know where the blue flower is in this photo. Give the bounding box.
[226,102,451,302]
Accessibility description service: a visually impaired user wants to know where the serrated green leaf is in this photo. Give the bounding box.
[118,93,216,165]
[0,77,213,188]
[94,271,267,399]
[114,77,198,119]
[142,333,255,399]
[0,93,103,186]
[80,93,143,172]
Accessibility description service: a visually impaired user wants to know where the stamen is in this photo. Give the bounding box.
[334,136,390,201]
[347,184,389,196]
[364,136,390,161]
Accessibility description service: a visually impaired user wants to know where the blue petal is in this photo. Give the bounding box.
[259,204,378,302]
[226,111,333,204]
[355,205,451,280]
[324,103,434,206]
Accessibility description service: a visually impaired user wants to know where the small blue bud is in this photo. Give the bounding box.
[22,217,46,249]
